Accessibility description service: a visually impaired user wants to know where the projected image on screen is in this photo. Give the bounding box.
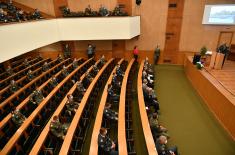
[209,6,235,24]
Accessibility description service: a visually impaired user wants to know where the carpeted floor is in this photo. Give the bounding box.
[155,65,235,155]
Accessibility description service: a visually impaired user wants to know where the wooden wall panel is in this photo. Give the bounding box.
[67,0,117,12]
[185,57,235,140]
[179,0,235,52]
[164,0,184,63]
[53,0,68,17]
[117,0,132,15]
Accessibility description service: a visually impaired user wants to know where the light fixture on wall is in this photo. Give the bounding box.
[136,0,141,5]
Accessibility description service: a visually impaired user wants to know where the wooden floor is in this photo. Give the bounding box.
[205,60,235,96]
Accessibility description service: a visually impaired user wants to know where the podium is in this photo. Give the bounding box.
[209,52,217,69]
[214,53,225,70]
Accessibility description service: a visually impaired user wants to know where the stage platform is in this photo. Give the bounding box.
[205,60,235,96]
[184,57,235,140]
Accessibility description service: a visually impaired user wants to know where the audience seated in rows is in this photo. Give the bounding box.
[142,57,179,154]
[104,102,118,122]
[65,94,79,116]
[60,4,128,18]
[0,1,43,23]
[50,115,69,140]
[11,108,26,127]
[29,88,44,105]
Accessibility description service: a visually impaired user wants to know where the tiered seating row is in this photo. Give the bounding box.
[0,57,45,89]
[89,58,126,155]
[118,59,137,155]
[137,60,158,155]
[0,58,95,154]
[59,58,116,155]
[0,58,73,122]
[0,58,58,102]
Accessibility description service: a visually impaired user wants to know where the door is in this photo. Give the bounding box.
[217,31,234,48]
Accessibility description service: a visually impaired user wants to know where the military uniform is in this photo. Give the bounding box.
[100,56,106,65]
[57,55,63,62]
[27,70,34,81]
[154,47,160,65]
[87,45,94,58]
[92,65,99,74]
[6,66,14,75]
[49,76,58,88]
[64,44,71,58]
[50,117,69,139]
[72,59,78,69]
[84,6,92,16]
[9,80,19,93]
[23,59,29,67]
[42,62,49,71]
[29,90,44,105]
[83,72,93,87]
[65,99,79,116]
[98,134,118,155]
[11,109,26,127]
[104,108,118,121]
[99,6,109,16]
[61,67,69,77]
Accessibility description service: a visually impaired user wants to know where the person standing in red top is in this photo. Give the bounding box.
[133,46,139,61]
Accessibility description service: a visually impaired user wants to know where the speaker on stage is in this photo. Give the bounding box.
[136,0,141,5]
[193,54,201,65]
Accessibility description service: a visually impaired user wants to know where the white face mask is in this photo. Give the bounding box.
[165,140,167,144]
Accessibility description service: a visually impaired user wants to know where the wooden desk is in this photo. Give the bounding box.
[137,60,158,155]
[89,59,124,155]
[118,58,135,155]
[0,58,92,154]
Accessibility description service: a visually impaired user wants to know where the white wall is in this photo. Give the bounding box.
[57,16,140,40]
[0,20,59,62]
[0,16,140,63]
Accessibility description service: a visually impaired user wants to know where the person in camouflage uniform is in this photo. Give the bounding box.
[29,89,44,105]
[49,75,58,88]
[57,54,64,62]
[84,5,92,16]
[23,59,29,67]
[50,115,69,140]
[11,108,26,127]
[63,44,71,58]
[61,65,69,77]
[100,55,106,65]
[99,5,109,16]
[65,94,79,116]
[83,71,93,87]
[6,65,14,75]
[72,58,79,69]
[9,79,19,93]
[42,61,49,72]
[27,69,34,81]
